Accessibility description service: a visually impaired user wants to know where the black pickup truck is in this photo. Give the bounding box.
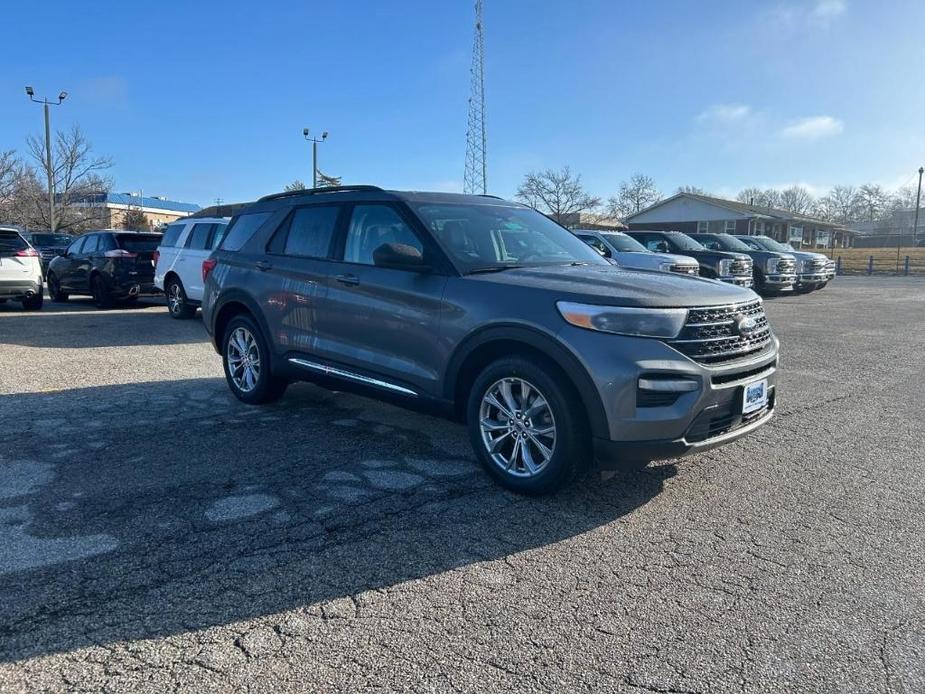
[689,233,797,295]
[625,230,754,288]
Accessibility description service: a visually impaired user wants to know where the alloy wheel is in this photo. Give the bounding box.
[168,283,183,315]
[479,377,556,478]
[227,327,261,393]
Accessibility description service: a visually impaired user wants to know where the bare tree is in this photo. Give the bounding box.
[0,150,22,207]
[736,187,782,208]
[316,171,342,188]
[22,124,112,231]
[515,167,601,226]
[676,185,708,196]
[284,179,306,192]
[856,183,890,221]
[778,185,815,215]
[607,174,661,220]
[816,185,861,223]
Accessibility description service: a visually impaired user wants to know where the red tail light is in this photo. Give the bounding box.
[104,249,137,259]
[202,258,217,282]
[16,248,39,257]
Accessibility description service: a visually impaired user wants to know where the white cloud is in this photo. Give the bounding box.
[810,0,846,22]
[779,115,845,140]
[697,103,751,124]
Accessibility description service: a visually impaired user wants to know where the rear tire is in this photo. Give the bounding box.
[221,314,288,404]
[22,293,44,311]
[91,275,113,309]
[466,355,589,495]
[47,273,69,302]
[166,277,196,319]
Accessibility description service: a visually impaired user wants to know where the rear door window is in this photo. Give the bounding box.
[186,223,214,251]
[269,206,340,258]
[161,224,185,248]
[221,212,271,252]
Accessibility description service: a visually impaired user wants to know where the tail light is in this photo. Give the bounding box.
[15,248,39,257]
[202,258,217,282]
[104,249,137,259]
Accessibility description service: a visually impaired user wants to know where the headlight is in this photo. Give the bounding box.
[766,258,779,273]
[658,262,674,272]
[717,258,733,275]
[557,302,688,339]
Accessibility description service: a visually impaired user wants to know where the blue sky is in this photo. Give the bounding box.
[2,0,923,206]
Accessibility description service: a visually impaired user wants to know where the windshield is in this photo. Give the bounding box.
[754,236,795,252]
[666,232,706,252]
[601,233,647,252]
[704,234,754,252]
[412,203,608,271]
[28,233,72,246]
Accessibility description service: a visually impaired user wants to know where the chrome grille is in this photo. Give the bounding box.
[730,259,752,276]
[669,299,773,364]
[670,264,699,275]
[776,258,796,274]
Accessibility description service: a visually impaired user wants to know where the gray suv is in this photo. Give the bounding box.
[203,186,779,494]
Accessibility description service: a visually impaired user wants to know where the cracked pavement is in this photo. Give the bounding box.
[0,278,923,693]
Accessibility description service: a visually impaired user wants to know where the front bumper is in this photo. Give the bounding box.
[557,325,778,470]
[719,275,754,288]
[0,278,42,298]
[761,273,797,291]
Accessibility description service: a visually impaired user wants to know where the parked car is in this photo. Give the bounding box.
[47,230,162,308]
[154,216,229,318]
[573,229,700,276]
[0,226,44,310]
[625,230,754,288]
[734,235,832,292]
[21,231,73,275]
[202,186,779,495]
[689,233,796,295]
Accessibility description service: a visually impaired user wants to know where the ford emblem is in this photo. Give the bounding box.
[735,315,759,336]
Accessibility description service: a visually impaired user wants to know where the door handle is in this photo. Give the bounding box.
[335,273,359,286]
[256,260,272,272]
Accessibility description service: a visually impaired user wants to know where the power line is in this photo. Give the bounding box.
[464,0,487,195]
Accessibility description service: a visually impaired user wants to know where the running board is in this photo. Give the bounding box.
[287,358,418,397]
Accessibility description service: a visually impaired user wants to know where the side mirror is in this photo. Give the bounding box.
[373,242,428,271]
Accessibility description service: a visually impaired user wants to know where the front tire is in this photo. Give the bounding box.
[166,277,196,319]
[47,273,69,302]
[221,314,288,404]
[466,355,589,495]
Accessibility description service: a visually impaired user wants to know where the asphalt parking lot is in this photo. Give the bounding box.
[0,278,923,693]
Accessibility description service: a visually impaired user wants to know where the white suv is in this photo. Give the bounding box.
[154,217,229,318]
[0,227,44,311]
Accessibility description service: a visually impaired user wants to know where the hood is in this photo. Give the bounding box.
[740,249,791,261]
[787,250,828,262]
[683,249,751,261]
[466,263,756,308]
[619,251,698,265]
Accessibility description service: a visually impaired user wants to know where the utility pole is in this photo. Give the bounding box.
[912,166,923,247]
[302,129,328,188]
[25,86,68,231]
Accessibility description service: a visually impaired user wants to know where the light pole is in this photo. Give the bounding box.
[302,128,328,188]
[912,166,923,248]
[25,86,67,231]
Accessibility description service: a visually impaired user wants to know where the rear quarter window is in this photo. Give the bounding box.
[160,224,185,248]
[0,230,28,253]
[221,212,271,252]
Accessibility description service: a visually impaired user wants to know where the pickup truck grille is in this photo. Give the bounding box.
[669,299,773,364]
[730,259,752,276]
[804,258,827,272]
[669,264,699,275]
[775,258,796,274]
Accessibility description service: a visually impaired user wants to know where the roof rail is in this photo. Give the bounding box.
[478,193,504,200]
[257,185,385,203]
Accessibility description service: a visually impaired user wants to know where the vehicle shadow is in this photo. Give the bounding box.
[0,377,674,662]
[0,301,206,348]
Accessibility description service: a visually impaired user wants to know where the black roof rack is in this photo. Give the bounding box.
[257,185,384,203]
[478,193,504,200]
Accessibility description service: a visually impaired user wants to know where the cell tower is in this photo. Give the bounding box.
[464,0,487,195]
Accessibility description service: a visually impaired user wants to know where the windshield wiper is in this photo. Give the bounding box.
[466,264,526,274]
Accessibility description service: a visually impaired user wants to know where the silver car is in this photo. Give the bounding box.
[575,229,700,276]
